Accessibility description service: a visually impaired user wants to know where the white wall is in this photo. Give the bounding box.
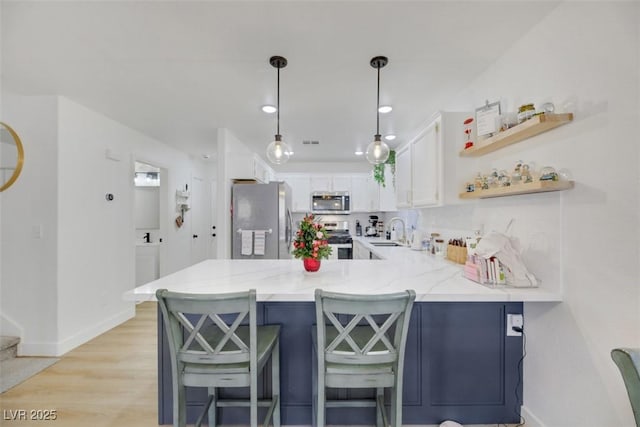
[1,96,59,353]
[414,3,639,426]
[1,95,215,355]
[216,128,255,259]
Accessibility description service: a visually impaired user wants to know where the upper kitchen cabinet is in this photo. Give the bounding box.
[351,173,379,212]
[252,154,275,183]
[310,175,352,193]
[278,174,311,212]
[395,144,412,208]
[395,112,471,208]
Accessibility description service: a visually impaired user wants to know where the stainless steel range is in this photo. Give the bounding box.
[321,220,353,259]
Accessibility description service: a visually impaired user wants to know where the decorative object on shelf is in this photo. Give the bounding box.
[475,100,501,137]
[459,112,574,157]
[373,149,395,187]
[521,163,533,183]
[0,122,25,192]
[266,55,292,165]
[365,56,391,165]
[463,117,474,149]
[517,103,536,123]
[511,160,523,184]
[292,214,332,272]
[539,166,559,181]
[498,169,511,187]
[459,179,574,199]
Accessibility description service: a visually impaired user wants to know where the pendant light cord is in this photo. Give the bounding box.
[376,64,380,136]
[277,66,280,136]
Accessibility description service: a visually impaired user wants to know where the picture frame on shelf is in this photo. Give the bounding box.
[475,100,501,137]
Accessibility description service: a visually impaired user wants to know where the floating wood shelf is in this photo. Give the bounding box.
[459,180,574,199]
[459,113,573,157]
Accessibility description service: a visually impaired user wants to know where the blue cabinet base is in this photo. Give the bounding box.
[158,302,523,425]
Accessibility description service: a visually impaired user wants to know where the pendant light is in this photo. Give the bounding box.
[266,56,292,165]
[365,56,391,165]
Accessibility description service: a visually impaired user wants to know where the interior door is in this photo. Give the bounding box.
[190,176,208,264]
[209,178,217,259]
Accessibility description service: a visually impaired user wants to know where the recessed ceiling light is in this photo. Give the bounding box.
[384,134,396,141]
[355,151,364,156]
[261,105,277,113]
[378,105,393,114]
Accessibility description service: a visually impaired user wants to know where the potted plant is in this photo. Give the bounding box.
[292,214,332,272]
[373,149,396,187]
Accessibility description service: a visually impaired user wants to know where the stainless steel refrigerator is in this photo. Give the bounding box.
[231,182,293,259]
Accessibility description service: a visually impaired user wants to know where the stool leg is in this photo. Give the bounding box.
[207,387,216,427]
[376,387,384,427]
[272,340,281,427]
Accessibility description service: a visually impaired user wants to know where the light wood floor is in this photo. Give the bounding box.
[0,302,159,427]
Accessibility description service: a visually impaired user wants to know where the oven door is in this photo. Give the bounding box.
[328,243,353,260]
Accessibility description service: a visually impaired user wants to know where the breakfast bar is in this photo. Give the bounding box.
[125,249,561,425]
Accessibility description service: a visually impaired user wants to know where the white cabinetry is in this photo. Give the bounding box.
[411,119,440,207]
[395,112,470,208]
[351,174,379,212]
[353,240,371,259]
[279,174,311,212]
[395,144,412,208]
[136,244,159,286]
[252,154,274,183]
[310,175,352,193]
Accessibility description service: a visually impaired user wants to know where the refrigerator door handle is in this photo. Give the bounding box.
[286,209,293,253]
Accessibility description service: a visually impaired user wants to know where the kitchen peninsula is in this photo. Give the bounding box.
[125,246,561,425]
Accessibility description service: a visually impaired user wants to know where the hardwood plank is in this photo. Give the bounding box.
[0,302,159,427]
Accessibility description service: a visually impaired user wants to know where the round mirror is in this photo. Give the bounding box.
[0,122,25,192]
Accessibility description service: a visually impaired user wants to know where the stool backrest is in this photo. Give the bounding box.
[315,289,415,365]
[157,289,256,365]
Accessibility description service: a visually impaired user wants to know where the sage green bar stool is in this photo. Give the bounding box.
[312,289,416,427]
[611,348,640,426]
[156,289,280,427]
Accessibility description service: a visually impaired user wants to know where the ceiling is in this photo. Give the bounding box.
[1,1,559,165]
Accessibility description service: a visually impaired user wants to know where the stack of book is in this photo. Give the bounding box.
[464,254,507,285]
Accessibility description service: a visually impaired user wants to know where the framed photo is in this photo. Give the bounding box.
[475,101,501,137]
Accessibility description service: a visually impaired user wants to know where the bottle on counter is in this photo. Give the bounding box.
[355,220,362,236]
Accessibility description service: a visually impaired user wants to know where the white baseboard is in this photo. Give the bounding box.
[19,306,135,357]
[522,405,547,427]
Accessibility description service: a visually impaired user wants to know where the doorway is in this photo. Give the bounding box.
[133,161,167,285]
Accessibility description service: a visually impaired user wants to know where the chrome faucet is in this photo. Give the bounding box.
[387,217,406,244]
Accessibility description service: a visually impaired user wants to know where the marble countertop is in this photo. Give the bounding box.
[125,240,562,302]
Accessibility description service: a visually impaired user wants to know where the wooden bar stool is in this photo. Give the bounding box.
[156,289,280,427]
[312,289,416,427]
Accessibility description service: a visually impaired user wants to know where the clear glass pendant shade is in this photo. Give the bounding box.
[266,135,291,164]
[365,135,390,164]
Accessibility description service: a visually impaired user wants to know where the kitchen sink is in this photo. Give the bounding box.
[370,241,402,247]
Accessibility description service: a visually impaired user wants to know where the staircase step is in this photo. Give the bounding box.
[0,336,20,362]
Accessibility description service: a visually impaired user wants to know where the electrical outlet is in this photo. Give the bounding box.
[507,314,523,336]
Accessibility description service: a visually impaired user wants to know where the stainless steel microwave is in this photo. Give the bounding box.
[311,191,350,215]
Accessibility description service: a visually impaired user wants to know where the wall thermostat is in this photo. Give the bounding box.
[105,193,114,201]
